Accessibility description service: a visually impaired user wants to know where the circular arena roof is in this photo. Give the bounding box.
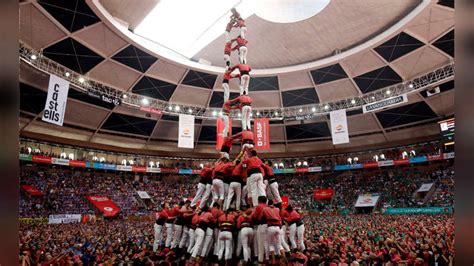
[19,0,454,157]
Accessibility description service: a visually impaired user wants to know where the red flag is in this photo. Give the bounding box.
[253,118,270,150]
[313,189,334,199]
[86,196,121,217]
[281,196,289,209]
[216,118,232,150]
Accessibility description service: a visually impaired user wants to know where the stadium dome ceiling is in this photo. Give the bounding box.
[19,0,454,157]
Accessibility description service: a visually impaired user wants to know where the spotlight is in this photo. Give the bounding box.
[351,99,356,104]
[386,90,391,95]
[122,94,127,99]
[219,111,223,116]
[30,54,37,60]
[64,72,71,77]
[279,162,284,168]
[212,111,217,116]
[238,113,241,117]
[274,111,278,116]
[141,98,149,105]
[371,96,375,100]
[188,109,193,113]
[175,105,180,111]
[311,107,316,112]
[303,161,308,166]
[168,106,173,111]
[408,83,414,89]
[324,105,329,110]
[78,77,85,83]
[256,111,260,116]
[199,163,204,169]
[297,161,302,167]
[299,108,303,113]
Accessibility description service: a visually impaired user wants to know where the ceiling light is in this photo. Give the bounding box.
[256,111,260,116]
[30,54,37,60]
[274,111,278,116]
[188,108,193,113]
[219,111,223,116]
[212,110,217,116]
[311,107,316,112]
[142,98,149,105]
[123,94,127,99]
[238,113,241,117]
[78,77,85,83]
[168,106,173,111]
[408,83,414,89]
[64,72,71,77]
[351,99,356,104]
[299,108,303,113]
[175,105,180,111]
[324,105,329,110]
[371,96,375,100]
[386,90,391,95]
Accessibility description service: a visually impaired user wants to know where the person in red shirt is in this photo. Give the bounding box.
[211,157,234,207]
[243,150,266,207]
[286,205,305,251]
[261,200,284,263]
[231,36,248,64]
[262,160,282,204]
[164,202,178,248]
[206,203,224,258]
[252,196,268,264]
[223,42,233,70]
[277,203,291,254]
[178,200,194,250]
[191,164,212,208]
[224,17,237,43]
[190,206,215,260]
[153,202,169,252]
[171,201,186,249]
[186,208,200,255]
[230,92,252,131]
[237,208,254,262]
[225,160,243,211]
[232,130,255,153]
[230,8,247,39]
[222,69,240,102]
[217,210,236,261]
[230,63,251,95]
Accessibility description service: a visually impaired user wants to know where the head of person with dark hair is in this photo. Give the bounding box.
[258,196,267,204]
[250,150,257,157]
[235,159,241,165]
[213,203,221,209]
[267,199,274,206]
[201,206,209,213]
[286,205,293,212]
[275,202,282,209]
[179,201,185,207]
[185,200,191,206]
[162,202,169,209]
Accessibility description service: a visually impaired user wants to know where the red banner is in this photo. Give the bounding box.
[160,168,179,174]
[69,160,86,167]
[32,155,52,164]
[428,154,443,161]
[363,162,378,168]
[313,188,334,199]
[86,196,120,217]
[393,159,410,165]
[192,169,202,175]
[295,167,309,173]
[21,185,44,196]
[216,118,232,150]
[253,118,270,150]
[140,106,162,115]
[132,166,147,172]
[281,196,289,209]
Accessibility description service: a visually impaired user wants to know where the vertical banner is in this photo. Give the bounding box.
[329,109,349,145]
[253,118,270,150]
[178,114,195,148]
[216,118,232,150]
[42,74,70,126]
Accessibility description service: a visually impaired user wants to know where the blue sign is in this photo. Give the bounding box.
[384,206,453,215]
[409,156,428,164]
[93,162,116,170]
[273,169,283,175]
[178,168,193,175]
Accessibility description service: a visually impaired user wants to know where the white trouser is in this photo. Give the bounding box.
[223,182,230,210]
[239,46,248,64]
[225,31,231,42]
[240,74,250,95]
[191,183,206,207]
[241,185,248,207]
[191,228,205,258]
[225,182,242,211]
[179,226,189,248]
[289,224,305,251]
[281,225,290,252]
[153,223,163,252]
[253,225,258,260]
[165,222,174,247]
[240,26,247,39]
[267,226,282,254]
[187,228,196,253]
[201,227,214,257]
[241,105,252,131]
[241,227,254,262]
[224,54,230,69]
[257,224,267,263]
[248,173,266,207]
[199,184,212,208]
[222,83,230,103]
[266,182,282,204]
[220,113,230,139]
[213,228,220,255]
[171,224,183,248]
[217,231,233,260]
[212,179,225,201]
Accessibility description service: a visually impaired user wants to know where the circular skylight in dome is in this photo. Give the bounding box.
[254,0,331,23]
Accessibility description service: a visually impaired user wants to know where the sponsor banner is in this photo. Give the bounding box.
[216,118,232,150]
[178,114,195,149]
[253,118,270,150]
[281,196,289,209]
[19,153,32,161]
[409,156,428,164]
[32,155,52,164]
[273,169,283,175]
[428,154,444,161]
[69,160,86,168]
[363,162,379,169]
[393,159,409,165]
[19,217,49,225]
[322,165,333,172]
[116,165,133,172]
[179,168,193,175]
[335,164,363,171]
[87,89,121,106]
[443,152,454,159]
[21,185,44,196]
[42,74,70,126]
[330,109,349,145]
[140,106,162,115]
[286,114,313,121]
[92,162,116,170]
[308,166,322,173]
[192,169,202,175]
[52,158,69,166]
[283,168,295,174]
[362,94,408,113]
[132,166,147,173]
[313,189,334,199]
[160,168,179,174]
[87,196,121,217]
[384,207,453,215]
[355,193,380,207]
[48,214,82,224]
[146,167,161,173]
[295,167,309,173]
[377,160,394,167]
[136,191,151,199]
[417,183,434,192]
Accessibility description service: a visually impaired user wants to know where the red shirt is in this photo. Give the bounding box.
[199,212,215,223]
[232,162,243,177]
[222,136,233,150]
[222,100,237,113]
[232,37,248,50]
[240,130,254,142]
[224,42,233,55]
[280,209,289,223]
[200,167,212,183]
[223,70,239,81]
[262,206,282,225]
[243,156,263,171]
[218,213,236,230]
[262,164,274,177]
[252,203,267,224]
[237,214,253,229]
[235,64,251,73]
[169,206,181,218]
[225,20,235,31]
[213,162,233,179]
[287,210,302,224]
[191,213,200,226]
[210,207,224,219]
[235,95,252,106]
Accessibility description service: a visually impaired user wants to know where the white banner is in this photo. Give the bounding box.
[377,160,394,167]
[178,114,195,149]
[116,165,132,171]
[330,109,349,145]
[42,74,70,126]
[136,191,151,199]
[146,167,161,173]
[417,183,434,192]
[443,152,454,159]
[362,94,408,113]
[48,214,81,224]
[308,166,322,173]
[355,193,380,207]
[51,158,69,166]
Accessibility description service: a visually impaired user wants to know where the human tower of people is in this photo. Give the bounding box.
[153,9,305,265]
